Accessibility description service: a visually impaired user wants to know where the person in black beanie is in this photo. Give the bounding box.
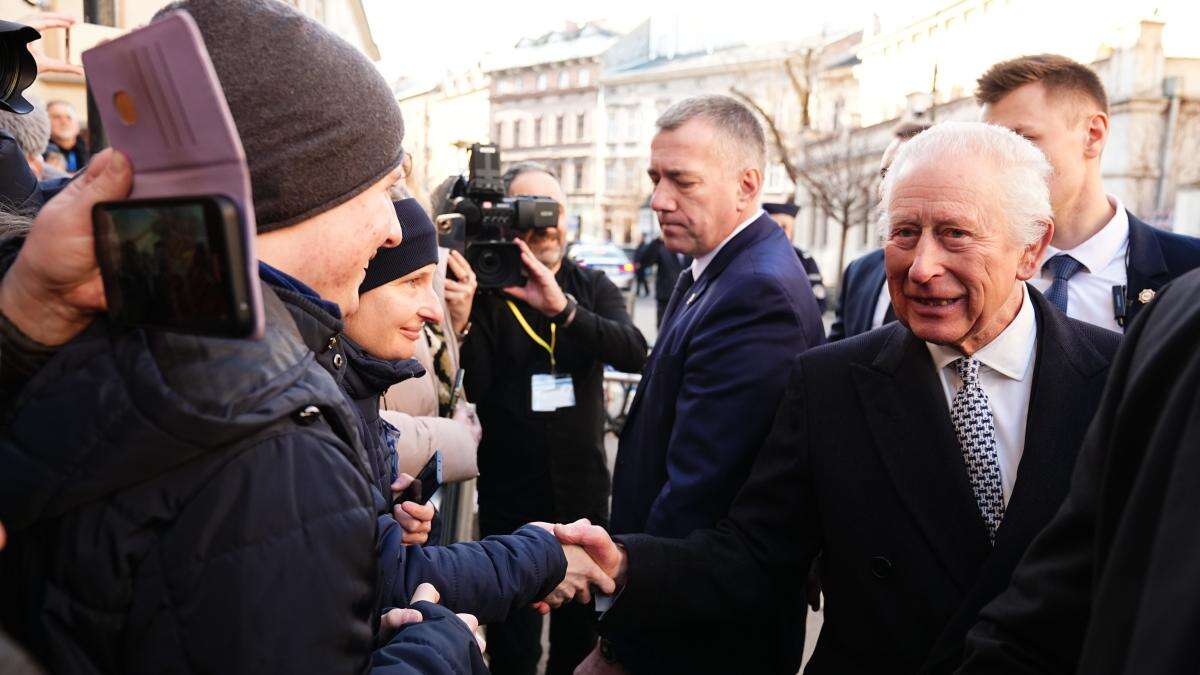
[0,1,570,673]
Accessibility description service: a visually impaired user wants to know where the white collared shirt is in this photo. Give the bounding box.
[871,281,892,328]
[925,285,1038,506]
[1029,195,1129,333]
[690,209,763,280]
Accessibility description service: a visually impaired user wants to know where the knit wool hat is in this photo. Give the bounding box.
[359,198,439,294]
[159,0,404,233]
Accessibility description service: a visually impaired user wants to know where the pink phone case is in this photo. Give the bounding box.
[82,11,264,339]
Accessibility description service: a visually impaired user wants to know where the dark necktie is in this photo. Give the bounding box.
[1043,254,1085,314]
[950,357,1005,543]
[659,269,695,333]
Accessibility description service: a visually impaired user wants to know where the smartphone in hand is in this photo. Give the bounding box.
[396,451,444,506]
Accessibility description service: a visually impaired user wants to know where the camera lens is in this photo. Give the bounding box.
[477,248,502,275]
[0,41,22,99]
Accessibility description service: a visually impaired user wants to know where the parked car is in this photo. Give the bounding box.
[567,242,635,291]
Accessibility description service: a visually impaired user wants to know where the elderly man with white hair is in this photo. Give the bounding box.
[550,122,1122,675]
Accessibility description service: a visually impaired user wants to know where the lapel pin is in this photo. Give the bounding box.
[1137,288,1156,304]
[687,293,698,306]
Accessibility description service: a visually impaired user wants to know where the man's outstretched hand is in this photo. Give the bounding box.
[530,519,626,614]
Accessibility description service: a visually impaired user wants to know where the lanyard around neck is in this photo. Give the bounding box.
[506,300,557,373]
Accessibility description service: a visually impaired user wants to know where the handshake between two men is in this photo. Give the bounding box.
[531,519,625,613]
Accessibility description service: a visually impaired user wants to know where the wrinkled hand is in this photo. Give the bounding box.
[503,238,567,317]
[529,519,618,614]
[552,519,626,586]
[443,250,476,335]
[391,473,435,545]
[21,12,86,77]
[381,583,485,651]
[0,149,131,345]
[452,402,482,444]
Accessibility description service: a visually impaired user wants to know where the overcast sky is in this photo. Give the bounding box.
[362,0,1200,83]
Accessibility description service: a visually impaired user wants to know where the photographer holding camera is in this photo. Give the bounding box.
[460,162,647,675]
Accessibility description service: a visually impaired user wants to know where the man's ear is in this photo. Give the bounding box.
[1017,218,1055,281]
[1083,111,1108,161]
[738,167,763,209]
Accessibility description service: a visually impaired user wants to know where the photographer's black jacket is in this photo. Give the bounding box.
[462,258,647,528]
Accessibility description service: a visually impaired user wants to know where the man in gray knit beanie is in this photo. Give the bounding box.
[160,0,406,315]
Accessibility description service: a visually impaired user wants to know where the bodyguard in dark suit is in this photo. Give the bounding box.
[555,122,1120,674]
[959,268,1200,675]
[829,247,888,340]
[636,236,691,327]
[578,95,824,673]
[978,54,1200,331]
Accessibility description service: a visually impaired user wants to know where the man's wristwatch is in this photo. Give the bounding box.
[550,293,578,327]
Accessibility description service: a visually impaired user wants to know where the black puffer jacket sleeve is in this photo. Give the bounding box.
[370,601,487,674]
[378,520,567,624]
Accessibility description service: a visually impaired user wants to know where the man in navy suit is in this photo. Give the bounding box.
[829,118,930,340]
[553,122,1121,674]
[577,95,824,673]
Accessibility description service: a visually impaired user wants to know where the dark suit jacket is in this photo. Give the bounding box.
[604,288,1120,674]
[959,269,1200,675]
[606,213,825,673]
[1123,212,1200,325]
[829,248,886,341]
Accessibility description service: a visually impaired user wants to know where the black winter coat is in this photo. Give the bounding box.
[462,258,647,528]
[0,280,485,674]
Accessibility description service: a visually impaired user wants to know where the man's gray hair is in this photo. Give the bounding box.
[0,96,51,158]
[502,161,558,195]
[878,121,1052,246]
[655,95,766,173]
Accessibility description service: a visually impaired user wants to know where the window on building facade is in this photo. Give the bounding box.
[558,71,570,89]
[537,73,548,91]
[579,69,590,87]
[577,112,587,141]
[608,109,620,140]
[534,117,543,146]
[556,115,565,144]
[577,160,587,191]
[514,119,523,147]
[495,122,504,146]
[606,160,619,191]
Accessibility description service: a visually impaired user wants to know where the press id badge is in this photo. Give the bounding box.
[531,374,575,412]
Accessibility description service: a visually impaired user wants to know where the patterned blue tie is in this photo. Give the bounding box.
[1043,254,1085,314]
[951,357,1005,544]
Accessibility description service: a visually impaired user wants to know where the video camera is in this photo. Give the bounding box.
[0,19,41,115]
[439,143,559,289]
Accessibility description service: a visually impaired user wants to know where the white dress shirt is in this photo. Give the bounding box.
[871,281,892,329]
[690,210,763,280]
[1029,195,1129,333]
[925,285,1038,506]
